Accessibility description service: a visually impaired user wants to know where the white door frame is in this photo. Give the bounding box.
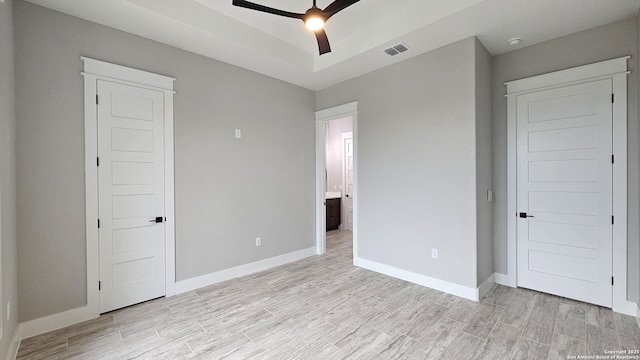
[505,56,635,315]
[82,57,176,316]
[315,102,358,257]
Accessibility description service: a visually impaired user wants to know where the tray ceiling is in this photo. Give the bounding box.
[25,0,640,90]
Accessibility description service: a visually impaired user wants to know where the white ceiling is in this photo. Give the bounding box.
[25,0,640,90]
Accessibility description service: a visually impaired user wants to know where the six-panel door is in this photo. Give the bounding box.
[516,79,613,307]
[97,80,166,313]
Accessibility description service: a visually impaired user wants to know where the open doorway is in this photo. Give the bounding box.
[325,118,352,232]
[315,102,358,258]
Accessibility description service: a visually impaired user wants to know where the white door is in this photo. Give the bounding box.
[516,79,613,307]
[342,132,353,231]
[98,80,166,313]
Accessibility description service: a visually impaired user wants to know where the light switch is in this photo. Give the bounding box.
[235,129,242,138]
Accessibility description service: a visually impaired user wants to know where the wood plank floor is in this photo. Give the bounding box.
[17,230,640,359]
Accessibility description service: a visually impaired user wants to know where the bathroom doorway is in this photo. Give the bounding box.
[325,118,352,232]
[315,102,358,257]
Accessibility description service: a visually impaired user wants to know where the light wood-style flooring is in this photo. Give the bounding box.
[17,230,640,359]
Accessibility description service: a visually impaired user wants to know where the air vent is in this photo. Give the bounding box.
[384,43,410,56]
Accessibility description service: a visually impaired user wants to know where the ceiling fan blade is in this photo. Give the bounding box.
[314,29,332,55]
[232,0,304,19]
[323,0,360,18]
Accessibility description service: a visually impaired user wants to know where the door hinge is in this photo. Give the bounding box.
[611,94,614,103]
[612,154,614,164]
[97,219,100,228]
[611,277,614,286]
[99,281,101,291]
[97,157,100,167]
[612,216,614,225]
[96,95,99,105]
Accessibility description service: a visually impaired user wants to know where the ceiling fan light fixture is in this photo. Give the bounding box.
[232,0,361,55]
[304,8,325,31]
[305,17,325,31]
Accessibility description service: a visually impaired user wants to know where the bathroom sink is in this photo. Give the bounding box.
[325,191,342,199]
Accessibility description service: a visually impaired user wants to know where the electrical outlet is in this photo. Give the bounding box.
[235,129,242,138]
[256,237,261,247]
[7,300,11,320]
[431,248,438,259]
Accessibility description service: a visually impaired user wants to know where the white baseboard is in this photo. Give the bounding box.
[478,274,495,300]
[6,324,20,360]
[19,305,97,341]
[175,247,317,294]
[354,256,482,301]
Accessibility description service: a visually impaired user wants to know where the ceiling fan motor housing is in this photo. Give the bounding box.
[304,7,326,31]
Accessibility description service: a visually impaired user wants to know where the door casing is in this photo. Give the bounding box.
[505,56,635,315]
[82,57,176,317]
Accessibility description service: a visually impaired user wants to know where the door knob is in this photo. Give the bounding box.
[519,212,534,218]
[149,216,164,223]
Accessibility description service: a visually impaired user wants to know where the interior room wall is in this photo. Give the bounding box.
[317,37,484,289]
[492,18,640,302]
[474,38,494,285]
[0,0,19,356]
[14,0,315,322]
[637,10,640,309]
[325,116,352,193]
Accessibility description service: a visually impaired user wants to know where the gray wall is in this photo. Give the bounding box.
[15,0,315,322]
[317,37,483,288]
[637,10,640,307]
[492,18,640,302]
[0,0,18,355]
[475,38,494,285]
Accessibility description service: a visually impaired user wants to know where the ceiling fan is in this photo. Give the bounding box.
[232,0,361,55]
